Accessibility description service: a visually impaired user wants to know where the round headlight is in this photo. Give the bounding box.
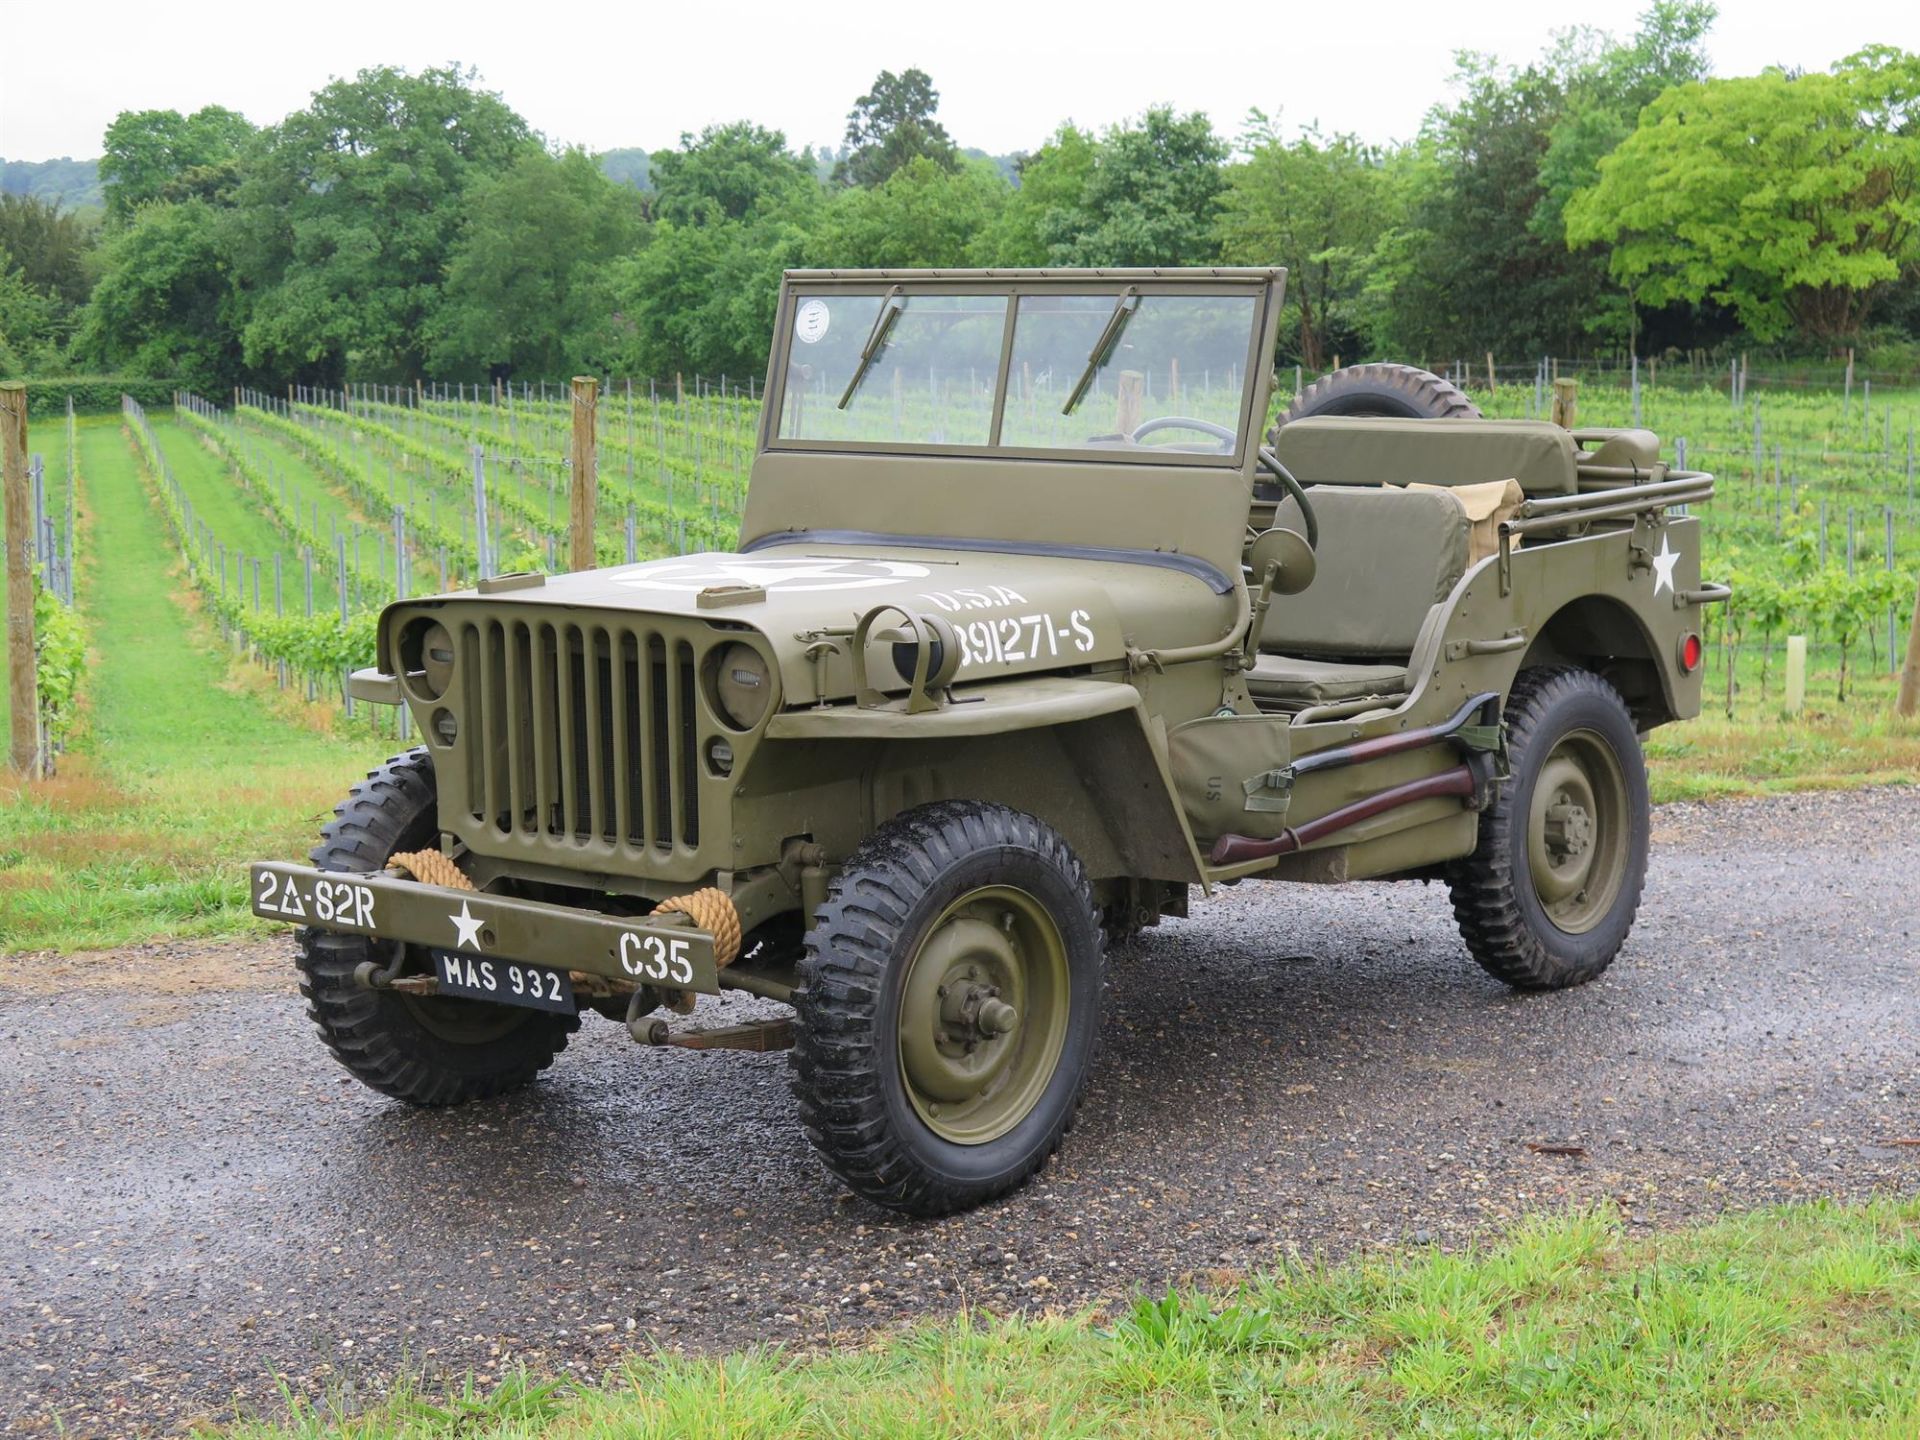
[714,643,772,730]
[401,619,457,700]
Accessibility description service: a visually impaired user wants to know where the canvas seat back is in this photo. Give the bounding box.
[1272,416,1578,496]
[1262,487,1471,659]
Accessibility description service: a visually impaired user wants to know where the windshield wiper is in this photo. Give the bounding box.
[837,287,906,410]
[1060,286,1141,416]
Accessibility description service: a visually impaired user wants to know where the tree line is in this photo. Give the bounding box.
[1,2,1916,394]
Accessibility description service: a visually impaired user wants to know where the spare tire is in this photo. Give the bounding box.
[1270,362,1481,442]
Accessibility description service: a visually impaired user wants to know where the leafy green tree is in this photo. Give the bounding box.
[1043,108,1226,267]
[834,69,958,188]
[648,122,818,226]
[608,216,809,380]
[0,246,62,373]
[228,65,535,383]
[80,200,242,391]
[1217,115,1387,369]
[814,157,1008,269]
[1374,5,1715,360]
[0,195,95,309]
[428,148,645,379]
[1568,47,1920,345]
[975,124,1098,266]
[100,106,254,223]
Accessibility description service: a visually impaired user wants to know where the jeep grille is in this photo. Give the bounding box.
[455,616,702,851]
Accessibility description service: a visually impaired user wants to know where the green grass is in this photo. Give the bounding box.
[158,414,348,611]
[0,418,386,951]
[1645,638,1920,801]
[224,1197,1920,1438]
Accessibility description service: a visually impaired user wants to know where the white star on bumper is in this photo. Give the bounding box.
[450,899,484,951]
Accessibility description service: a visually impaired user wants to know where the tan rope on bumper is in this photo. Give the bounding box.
[656,887,743,967]
[388,849,475,891]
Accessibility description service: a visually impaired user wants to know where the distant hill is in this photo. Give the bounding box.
[597,148,651,192]
[1,157,103,211]
[594,145,1021,191]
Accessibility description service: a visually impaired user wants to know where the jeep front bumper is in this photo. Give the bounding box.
[248,861,721,994]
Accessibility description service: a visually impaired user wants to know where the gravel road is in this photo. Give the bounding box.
[5,787,1918,1436]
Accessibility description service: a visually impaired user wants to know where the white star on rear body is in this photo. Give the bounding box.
[1651,535,1680,596]
[450,899,484,951]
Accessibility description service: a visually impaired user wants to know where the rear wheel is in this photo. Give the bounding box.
[791,802,1105,1215]
[1447,669,1649,990]
[1271,362,1481,438]
[295,750,578,1106]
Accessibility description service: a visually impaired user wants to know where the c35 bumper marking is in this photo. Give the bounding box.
[248,861,721,993]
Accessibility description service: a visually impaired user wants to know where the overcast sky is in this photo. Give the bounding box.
[4,0,1914,163]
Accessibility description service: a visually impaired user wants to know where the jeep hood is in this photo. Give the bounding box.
[408,540,1235,705]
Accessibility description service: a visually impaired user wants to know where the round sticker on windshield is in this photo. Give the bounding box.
[794,299,831,345]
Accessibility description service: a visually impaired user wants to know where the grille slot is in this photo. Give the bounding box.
[458,617,703,850]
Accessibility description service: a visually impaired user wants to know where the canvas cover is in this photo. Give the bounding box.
[1407,478,1525,566]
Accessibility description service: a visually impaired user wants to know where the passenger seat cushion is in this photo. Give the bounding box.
[1267,487,1470,657]
[1245,655,1408,705]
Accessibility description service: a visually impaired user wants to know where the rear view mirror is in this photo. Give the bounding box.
[1247,527,1316,596]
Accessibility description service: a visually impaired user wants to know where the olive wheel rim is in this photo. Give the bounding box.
[400,947,535,1045]
[896,884,1070,1145]
[1527,728,1629,934]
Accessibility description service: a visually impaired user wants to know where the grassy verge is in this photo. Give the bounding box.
[228,1198,1920,1438]
[1647,645,1920,801]
[0,419,385,951]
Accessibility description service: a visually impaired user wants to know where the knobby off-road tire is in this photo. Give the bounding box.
[1270,362,1482,438]
[1448,668,1650,990]
[791,802,1106,1216]
[296,749,578,1106]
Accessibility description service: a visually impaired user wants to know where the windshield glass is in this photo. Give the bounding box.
[774,284,1264,460]
[1000,293,1257,453]
[779,292,1007,446]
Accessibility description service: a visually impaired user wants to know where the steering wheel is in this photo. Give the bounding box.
[1128,415,1237,452]
[1256,446,1318,550]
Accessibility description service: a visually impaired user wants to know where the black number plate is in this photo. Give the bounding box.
[434,952,576,1014]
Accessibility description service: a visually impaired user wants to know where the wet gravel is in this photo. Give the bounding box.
[5,786,1919,1435]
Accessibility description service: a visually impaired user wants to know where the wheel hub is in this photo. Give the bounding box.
[1543,796,1593,862]
[1526,731,1630,935]
[896,887,1069,1145]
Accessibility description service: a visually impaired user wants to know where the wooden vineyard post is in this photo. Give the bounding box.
[1898,583,1920,719]
[1785,636,1808,715]
[1485,352,1496,394]
[569,376,599,572]
[1115,371,1144,437]
[2,382,35,775]
[1550,378,1578,430]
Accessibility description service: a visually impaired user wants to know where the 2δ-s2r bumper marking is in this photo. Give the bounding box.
[248,861,722,994]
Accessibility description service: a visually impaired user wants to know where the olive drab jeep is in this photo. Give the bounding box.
[251,268,1727,1216]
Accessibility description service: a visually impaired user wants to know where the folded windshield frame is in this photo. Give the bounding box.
[763,269,1283,469]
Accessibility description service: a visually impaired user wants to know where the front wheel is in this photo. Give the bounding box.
[1448,668,1650,990]
[296,750,579,1106]
[790,802,1106,1215]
